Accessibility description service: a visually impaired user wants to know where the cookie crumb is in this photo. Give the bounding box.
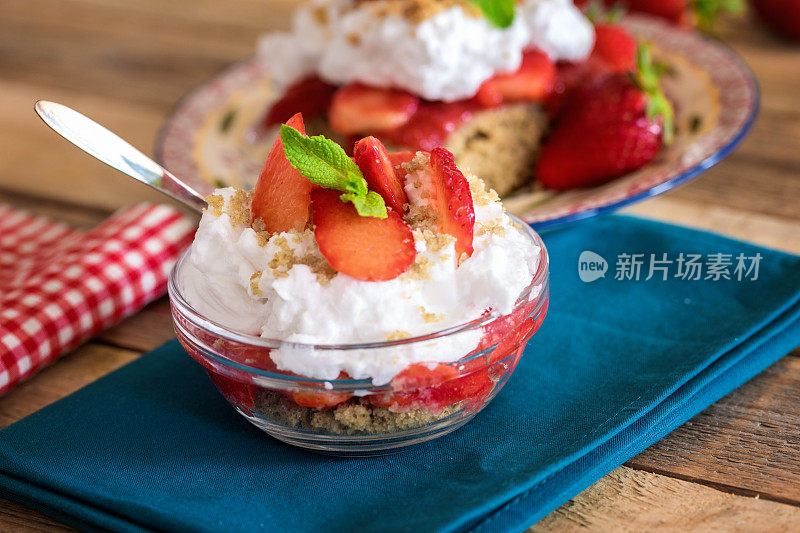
[255,392,462,435]
[467,174,500,207]
[419,307,444,323]
[205,194,225,216]
[413,228,455,254]
[250,271,264,297]
[402,255,433,280]
[387,330,412,341]
[476,221,506,238]
[360,0,481,24]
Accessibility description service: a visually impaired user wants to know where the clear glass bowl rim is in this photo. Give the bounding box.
[168,215,549,384]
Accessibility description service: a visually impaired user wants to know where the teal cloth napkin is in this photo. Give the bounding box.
[1,215,800,533]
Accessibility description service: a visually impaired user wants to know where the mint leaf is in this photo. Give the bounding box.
[470,0,515,29]
[280,125,387,218]
[341,191,388,219]
[280,125,365,194]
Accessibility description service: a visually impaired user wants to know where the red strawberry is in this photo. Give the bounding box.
[207,372,258,411]
[311,188,416,281]
[575,0,689,25]
[387,150,422,180]
[750,0,800,41]
[377,100,478,151]
[391,364,460,391]
[577,0,742,28]
[291,389,352,410]
[261,76,338,130]
[353,137,409,214]
[250,113,314,232]
[427,148,476,259]
[592,24,637,71]
[625,0,692,25]
[370,366,493,413]
[537,45,674,190]
[475,49,556,107]
[329,84,420,135]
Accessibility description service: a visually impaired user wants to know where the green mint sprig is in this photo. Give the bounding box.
[279,125,387,219]
[469,0,515,29]
[632,43,675,146]
[692,0,744,32]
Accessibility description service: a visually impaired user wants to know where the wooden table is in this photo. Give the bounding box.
[1,1,799,530]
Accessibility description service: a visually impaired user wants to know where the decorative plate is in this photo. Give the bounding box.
[155,15,759,230]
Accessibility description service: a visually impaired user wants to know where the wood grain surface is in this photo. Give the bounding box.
[0,1,799,531]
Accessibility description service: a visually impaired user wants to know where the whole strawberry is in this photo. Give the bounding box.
[750,0,800,41]
[536,44,674,190]
[577,0,743,29]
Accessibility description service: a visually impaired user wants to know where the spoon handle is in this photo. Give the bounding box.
[34,100,207,213]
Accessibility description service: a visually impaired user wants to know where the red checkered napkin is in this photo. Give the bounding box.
[0,203,195,395]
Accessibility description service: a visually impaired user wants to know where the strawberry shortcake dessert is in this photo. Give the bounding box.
[253,0,674,196]
[175,112,548,435]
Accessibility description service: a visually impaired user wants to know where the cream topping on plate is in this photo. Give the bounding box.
[258,0,594,102]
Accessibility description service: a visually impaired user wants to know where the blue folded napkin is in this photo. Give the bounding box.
[2,215,800,533]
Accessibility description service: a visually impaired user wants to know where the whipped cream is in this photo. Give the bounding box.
[179,170,541,385]
[258,0,594,102]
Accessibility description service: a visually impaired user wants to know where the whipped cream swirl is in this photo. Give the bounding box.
[258,0,594,102]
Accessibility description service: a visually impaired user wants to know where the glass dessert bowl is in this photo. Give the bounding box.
[168,113,548,453]
[168,223,548,454]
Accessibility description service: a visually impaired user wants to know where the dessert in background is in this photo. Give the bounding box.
[253,0,674,196]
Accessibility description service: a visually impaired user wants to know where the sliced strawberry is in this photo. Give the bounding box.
[592,24,637,71]
[377,100,479,151]
[353,137,409,214]
[434,368,494,410]
[261,76,338,130]
[250,113,314,233]
[387,150,417,176]
[475,49,556,107]
[428,148,475,259]
[311,188,416,281]
[391,363,460,391]
[388,151,418,164]
[370,366,492,413]
[207,372,258,411]
[290,389,352,410]
[329,84,420,135]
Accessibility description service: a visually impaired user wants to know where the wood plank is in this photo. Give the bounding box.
[0,78,187,211]
[530,466,800,532]
[0,1,799,531]
[0,500,73,533]
[3,466,798,533]
[0,189,109,229]
[98,298,175,353]
[628,354,800,506]
[622,196,800,255]
[0,344,139,428]
[0,0,282,108]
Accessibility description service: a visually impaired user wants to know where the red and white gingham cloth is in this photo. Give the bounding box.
[0,202,195,395]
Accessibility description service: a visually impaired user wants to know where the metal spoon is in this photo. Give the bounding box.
[34,100,207,213]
